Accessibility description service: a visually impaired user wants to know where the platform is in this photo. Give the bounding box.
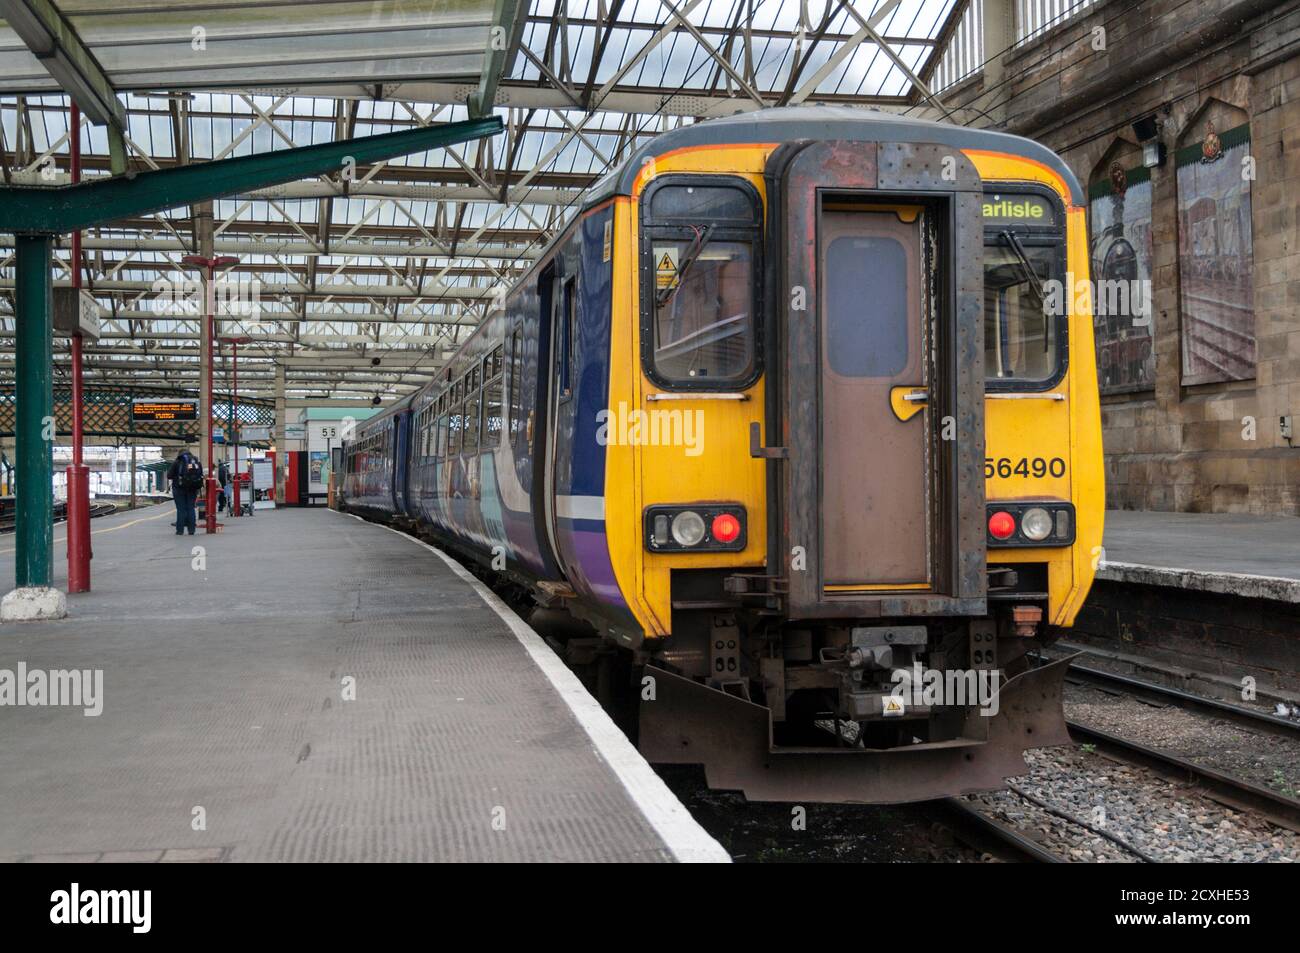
[0,506,727,863]
[1100,510,1300,603]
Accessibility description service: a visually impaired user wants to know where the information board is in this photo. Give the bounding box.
[131,398,199,422]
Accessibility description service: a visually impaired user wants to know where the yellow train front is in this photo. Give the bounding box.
[598,107,1105,803]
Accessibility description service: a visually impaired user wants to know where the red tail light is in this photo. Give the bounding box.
[988,511,1016,540]
[711,513,741,544]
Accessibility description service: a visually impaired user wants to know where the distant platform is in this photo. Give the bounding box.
[1100,510,1300,603]
[0,507,726,863]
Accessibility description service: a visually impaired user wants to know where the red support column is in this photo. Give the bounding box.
[183,254,239,533]
[66,101,91,593]
[205,297,217,533]
[231,341,240,517]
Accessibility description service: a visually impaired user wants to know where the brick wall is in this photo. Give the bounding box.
[950,0,1300,513]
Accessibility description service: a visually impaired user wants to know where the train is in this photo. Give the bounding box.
[341,106,1105,803]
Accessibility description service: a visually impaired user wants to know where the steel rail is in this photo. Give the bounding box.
[1064,660,1300,740]
[935,797,1066,863]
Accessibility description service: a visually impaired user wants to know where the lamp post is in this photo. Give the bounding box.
[218,335,251,517]
[66,101,91,592]
[181,253,238,533]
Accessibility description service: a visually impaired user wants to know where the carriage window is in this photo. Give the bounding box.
[508,328,523,448]
[463,394,480,453]
[826,236,908,377]
[643,179,759,388]
[560,277,576,398]
[484,376,503,444]
[448,404,462,455]
[984,240,1060,384]
[463,366,480,454]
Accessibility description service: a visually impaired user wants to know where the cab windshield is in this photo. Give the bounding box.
[643,179,760,388]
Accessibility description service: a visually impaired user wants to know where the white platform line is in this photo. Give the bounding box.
[332,509,731,864]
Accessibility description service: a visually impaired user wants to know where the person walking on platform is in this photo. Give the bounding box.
[167,446,205,536]
[217,459,230,514]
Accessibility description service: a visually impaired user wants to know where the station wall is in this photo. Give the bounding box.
[950,0,1300,514]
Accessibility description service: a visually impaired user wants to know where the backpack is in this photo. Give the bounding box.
[177,453,205,492]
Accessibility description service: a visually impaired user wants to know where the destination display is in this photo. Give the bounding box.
[982,193,1056,227]
[131,398,199,422]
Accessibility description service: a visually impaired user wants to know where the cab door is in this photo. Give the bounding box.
[819,207,930,589]
[766,140,987,619]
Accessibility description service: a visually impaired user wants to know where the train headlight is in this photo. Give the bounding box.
[1021,507,1053,541]
[671,510,707,547]
[644,504,747,552]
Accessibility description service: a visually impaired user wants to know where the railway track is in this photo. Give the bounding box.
[1065,720,1300,835]
[942,659,1300,862]
[1056,657,1300,833]
[0,500,118,533]
[935,796,1067,862]
[940,783,1160,864]
[1064,659,1300,740]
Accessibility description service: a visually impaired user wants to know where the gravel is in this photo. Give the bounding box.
[1065,682,1300,799]
[964,745,1300,862]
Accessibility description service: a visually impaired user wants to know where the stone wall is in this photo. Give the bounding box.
[951,0,1300,513]
[1072,579,1300,689]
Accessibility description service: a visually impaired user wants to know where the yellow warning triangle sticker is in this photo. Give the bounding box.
[657,252,675,272]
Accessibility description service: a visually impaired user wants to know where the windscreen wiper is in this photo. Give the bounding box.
[999,228,1045,304]
[656,223,714,308]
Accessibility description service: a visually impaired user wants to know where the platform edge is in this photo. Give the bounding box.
[332,510,732,864]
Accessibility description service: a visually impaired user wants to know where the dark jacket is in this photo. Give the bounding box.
[167,451,200,491]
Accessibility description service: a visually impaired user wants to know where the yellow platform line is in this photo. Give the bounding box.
[0,509,173,555]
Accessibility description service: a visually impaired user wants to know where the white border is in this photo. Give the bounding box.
[332,509,731,863]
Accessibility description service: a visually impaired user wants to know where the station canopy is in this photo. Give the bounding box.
[0,0,1078,406]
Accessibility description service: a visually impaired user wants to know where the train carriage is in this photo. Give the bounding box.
[341,394,413,517]
[340,106,1105,803]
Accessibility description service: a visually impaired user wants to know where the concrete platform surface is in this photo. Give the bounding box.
[0,506,727,862]
[1101,509,1300,601]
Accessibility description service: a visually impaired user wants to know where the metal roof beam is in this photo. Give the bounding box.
[0,0,128,172]
[469,0,528,118]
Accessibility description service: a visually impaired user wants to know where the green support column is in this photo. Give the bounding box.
[14,234,54,588]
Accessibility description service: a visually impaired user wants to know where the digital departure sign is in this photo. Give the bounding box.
[131,398,200,422]
[982,193,1056,227]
